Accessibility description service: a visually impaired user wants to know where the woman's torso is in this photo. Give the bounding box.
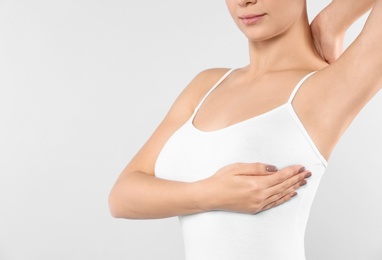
[155,68,328,260]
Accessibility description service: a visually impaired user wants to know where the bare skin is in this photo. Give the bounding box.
[311,0,376,63]
[109,0,381,219]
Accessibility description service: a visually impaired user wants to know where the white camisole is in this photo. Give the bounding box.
[155,68,328,260]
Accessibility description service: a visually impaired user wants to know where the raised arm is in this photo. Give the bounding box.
[328,0,376,31]
[311,0,376,63]
[304,0,382,159]
[318,0,382,103]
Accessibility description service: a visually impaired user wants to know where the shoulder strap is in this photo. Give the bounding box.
[194,68,236,111]
[287,70,318,104]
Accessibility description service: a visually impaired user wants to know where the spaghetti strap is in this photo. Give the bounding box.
[287,70,318,104]
[194,68,236,112]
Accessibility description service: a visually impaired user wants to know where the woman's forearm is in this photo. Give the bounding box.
[108,171,208,219]
[326,0,376,32]
[108,164,310,220]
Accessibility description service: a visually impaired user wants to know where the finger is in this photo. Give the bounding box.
[262,176,306,206]
[259,190,297,213]
[263,165,307,187]
[234,162,278,176]
[265,169,309,196]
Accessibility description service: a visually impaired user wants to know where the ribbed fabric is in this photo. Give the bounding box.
[155,68,328,260]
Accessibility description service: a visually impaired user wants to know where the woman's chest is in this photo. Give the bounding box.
[154,109,325,182]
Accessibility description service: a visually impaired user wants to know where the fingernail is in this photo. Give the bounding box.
[305,172,312,178]
[266,165,277,172]
[300,180,307,186]
[298,166,306,173]
[291,192,297,197]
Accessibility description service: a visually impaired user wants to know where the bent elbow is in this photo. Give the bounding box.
[108,190,126,219]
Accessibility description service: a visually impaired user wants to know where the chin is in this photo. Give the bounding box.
[238,26,277,41]
[245,27,289,42]
[243,32,277,42]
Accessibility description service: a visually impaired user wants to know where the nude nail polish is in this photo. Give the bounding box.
[304,172,312,178]
[266,165,277,172]
[298,166,306,173]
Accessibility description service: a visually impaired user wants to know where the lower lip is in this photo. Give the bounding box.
[241,15,265,25]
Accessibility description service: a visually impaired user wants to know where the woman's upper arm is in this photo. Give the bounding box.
[311,0,382,122]
[120,68,231,177]
[318,0,382,100]
[291,2,382,158]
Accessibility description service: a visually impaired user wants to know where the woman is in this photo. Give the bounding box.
[109,0,381,259]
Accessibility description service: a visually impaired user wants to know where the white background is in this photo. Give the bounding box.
[0,0,381,259]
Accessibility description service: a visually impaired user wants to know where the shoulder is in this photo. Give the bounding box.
[118,67,232,176]
[187,68,232,106]
[173,67,232,114]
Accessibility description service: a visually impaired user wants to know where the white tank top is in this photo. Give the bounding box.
[155,68,328,260]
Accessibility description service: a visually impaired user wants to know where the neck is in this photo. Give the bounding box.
[246,11,324,76]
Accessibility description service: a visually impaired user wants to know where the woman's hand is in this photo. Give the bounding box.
[310,7,346,64]
[197,162,311,215]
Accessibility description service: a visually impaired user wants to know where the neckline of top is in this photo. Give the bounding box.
[191,68,318,133]
[190,102,289,133]
[187,68,328,167]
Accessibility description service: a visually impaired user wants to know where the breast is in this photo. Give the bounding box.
[154,107,327,260]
